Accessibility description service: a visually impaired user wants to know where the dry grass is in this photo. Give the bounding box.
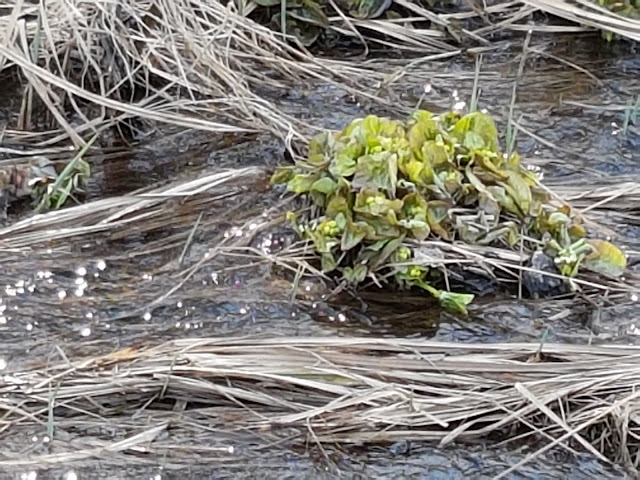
[3,336,640,475]
[0,166,266,248]
[0,0,637,153]
[524,0,640,42]
[0,0,376,146]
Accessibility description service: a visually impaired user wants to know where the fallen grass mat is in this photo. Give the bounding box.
[2,337,640,474]
[0,0,637,154]
[523,0,640,42]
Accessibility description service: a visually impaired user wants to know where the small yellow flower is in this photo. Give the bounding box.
[408,266,423,278]
[396,247,411,261]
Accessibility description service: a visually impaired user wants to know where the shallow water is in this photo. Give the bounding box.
[0,35,639,479]
[1,444,628,479]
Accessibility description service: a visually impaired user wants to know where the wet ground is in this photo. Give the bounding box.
[0,34,639,479]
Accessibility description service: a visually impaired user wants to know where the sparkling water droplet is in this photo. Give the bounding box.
[453,101,466,111]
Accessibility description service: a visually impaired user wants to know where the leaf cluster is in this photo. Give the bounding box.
[271,110,627,315]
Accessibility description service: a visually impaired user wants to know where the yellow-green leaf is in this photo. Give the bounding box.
[341,220,370,251]
[321,252,337,273]
[271,167,295,185]
[501,171,531,217]
[583,239,627,277]
[311,177,337,195]
[438,291,475,316]
[287,173,318,193]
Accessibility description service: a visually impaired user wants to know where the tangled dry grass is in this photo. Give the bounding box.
[3,337,640,475]
[0,0,638,151]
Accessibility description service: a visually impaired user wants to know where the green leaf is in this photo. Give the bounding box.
[426,200,451,240]
[466,163,500,215]
[330,150,358,178]
[334,212,347,230]
[477,222,519,247]
[365,239,389,252]
[309,190,325,207]
[352,151,398,197]
[321,252,337,273]
[341,219,370,251]
[299,0,329,26]
[307,131,337,166]
[440,168,464,196]
[404,159,424,184]
[311,177,337,195]
[342,264,368,283]
[287,173,318,193]
[363,214,401,239]
[474,151,509,180]
[547,212,570,227]
[568,224,586,241]
[437,291,475,316]
[340,115,403,150]
[487,185,520,217]
[399,219,430,241]
[370,235,406,269]
[270,167,295,185]
[451,112,498,152]
[463,131,485,150]
[500,171,532,217]
[326,192,351,218]
[421,140,450,167]
[583,239,627,277]
[407,113,438,152]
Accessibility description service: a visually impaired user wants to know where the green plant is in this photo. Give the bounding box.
[271,110,627,315]
[34,136,95,212]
